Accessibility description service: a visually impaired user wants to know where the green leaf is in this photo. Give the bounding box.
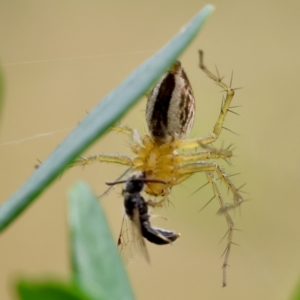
[0,5,214,231]
[16,280,91,300]
[291,279,300,300]
[69,182,134,300]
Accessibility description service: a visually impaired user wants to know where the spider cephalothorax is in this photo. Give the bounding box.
[71,51,244,286]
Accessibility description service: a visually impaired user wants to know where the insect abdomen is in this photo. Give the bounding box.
[141,223,180,245]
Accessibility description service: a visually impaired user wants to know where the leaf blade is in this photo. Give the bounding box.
[0,5,214,231]
[16,279,92,300]
[69,181,134,300]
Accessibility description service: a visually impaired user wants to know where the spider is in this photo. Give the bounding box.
[70,50,244,286]
[106,171,180,263]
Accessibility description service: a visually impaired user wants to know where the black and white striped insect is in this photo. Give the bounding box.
[106,172,180,263]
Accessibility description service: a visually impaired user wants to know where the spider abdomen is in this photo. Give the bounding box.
[146,61,195,144]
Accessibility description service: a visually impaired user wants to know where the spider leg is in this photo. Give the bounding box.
[110,125,133,135]
[176,163,237,287]
[198,50,235,146]
[175,147,232,163]
[177,162,243,209]
[111,126,143,150]
[206,171,234,288]
[175,52,235,150]
[70,153,133,168]
[69,125,140,168]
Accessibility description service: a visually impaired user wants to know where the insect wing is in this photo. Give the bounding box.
[117,210,150,264]
[130,207,150,263]
[117,213,135,264]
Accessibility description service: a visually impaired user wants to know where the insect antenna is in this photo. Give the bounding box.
[98,168,132,198]
[106,177,167,186]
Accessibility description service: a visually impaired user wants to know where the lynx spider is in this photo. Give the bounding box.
[70,51,244,286]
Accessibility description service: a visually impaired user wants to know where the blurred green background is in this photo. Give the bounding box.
[1,1,300,299]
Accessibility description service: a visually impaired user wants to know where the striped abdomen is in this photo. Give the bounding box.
[146,61,195,144]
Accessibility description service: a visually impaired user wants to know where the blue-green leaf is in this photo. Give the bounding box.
[0,5,214,231]
[69,181,134,300]
[16,280,91,300]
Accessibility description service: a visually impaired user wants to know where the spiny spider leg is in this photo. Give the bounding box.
[69,126,139,168]
[70,153,133,168]
[174,50,235,150]
[177,162,243,209]
[205,171,235,288]
[175,146,232,163]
